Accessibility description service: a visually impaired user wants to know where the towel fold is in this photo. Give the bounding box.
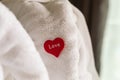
[0,2,49,80]
[2,0,99,80]
[0,65,4,80]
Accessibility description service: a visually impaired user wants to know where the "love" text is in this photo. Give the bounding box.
[48,43,60,49]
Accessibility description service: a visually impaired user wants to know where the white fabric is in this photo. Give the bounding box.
[0,65,4,80]
[2,0,100,80]
[0,2,49,80]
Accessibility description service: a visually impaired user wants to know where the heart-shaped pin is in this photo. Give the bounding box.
[44,38,64,58]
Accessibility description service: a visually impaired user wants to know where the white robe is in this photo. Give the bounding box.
[2,0,100,80]
[0,2,49,80]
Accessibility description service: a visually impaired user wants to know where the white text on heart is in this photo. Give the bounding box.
[48,43,60,49]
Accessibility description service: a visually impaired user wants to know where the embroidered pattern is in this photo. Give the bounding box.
[44,38,64,57]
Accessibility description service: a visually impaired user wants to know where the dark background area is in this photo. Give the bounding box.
[69,0,109,73]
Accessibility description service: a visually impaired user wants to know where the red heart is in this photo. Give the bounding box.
[44,38,64,58]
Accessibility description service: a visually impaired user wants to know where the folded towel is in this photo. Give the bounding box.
[2,0,99,80]
[0,2,49,80]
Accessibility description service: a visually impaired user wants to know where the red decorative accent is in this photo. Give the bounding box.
[44,38,64,58]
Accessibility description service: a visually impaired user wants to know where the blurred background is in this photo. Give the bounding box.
[70,0,120,80]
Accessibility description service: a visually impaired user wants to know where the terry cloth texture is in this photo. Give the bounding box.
[0,65,4,80]
[2,0,100,80]
[0,2,49,80]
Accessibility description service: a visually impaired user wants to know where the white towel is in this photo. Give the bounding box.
[2,0,99,80]
[0,65,4,80]
[0,2,49,80]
